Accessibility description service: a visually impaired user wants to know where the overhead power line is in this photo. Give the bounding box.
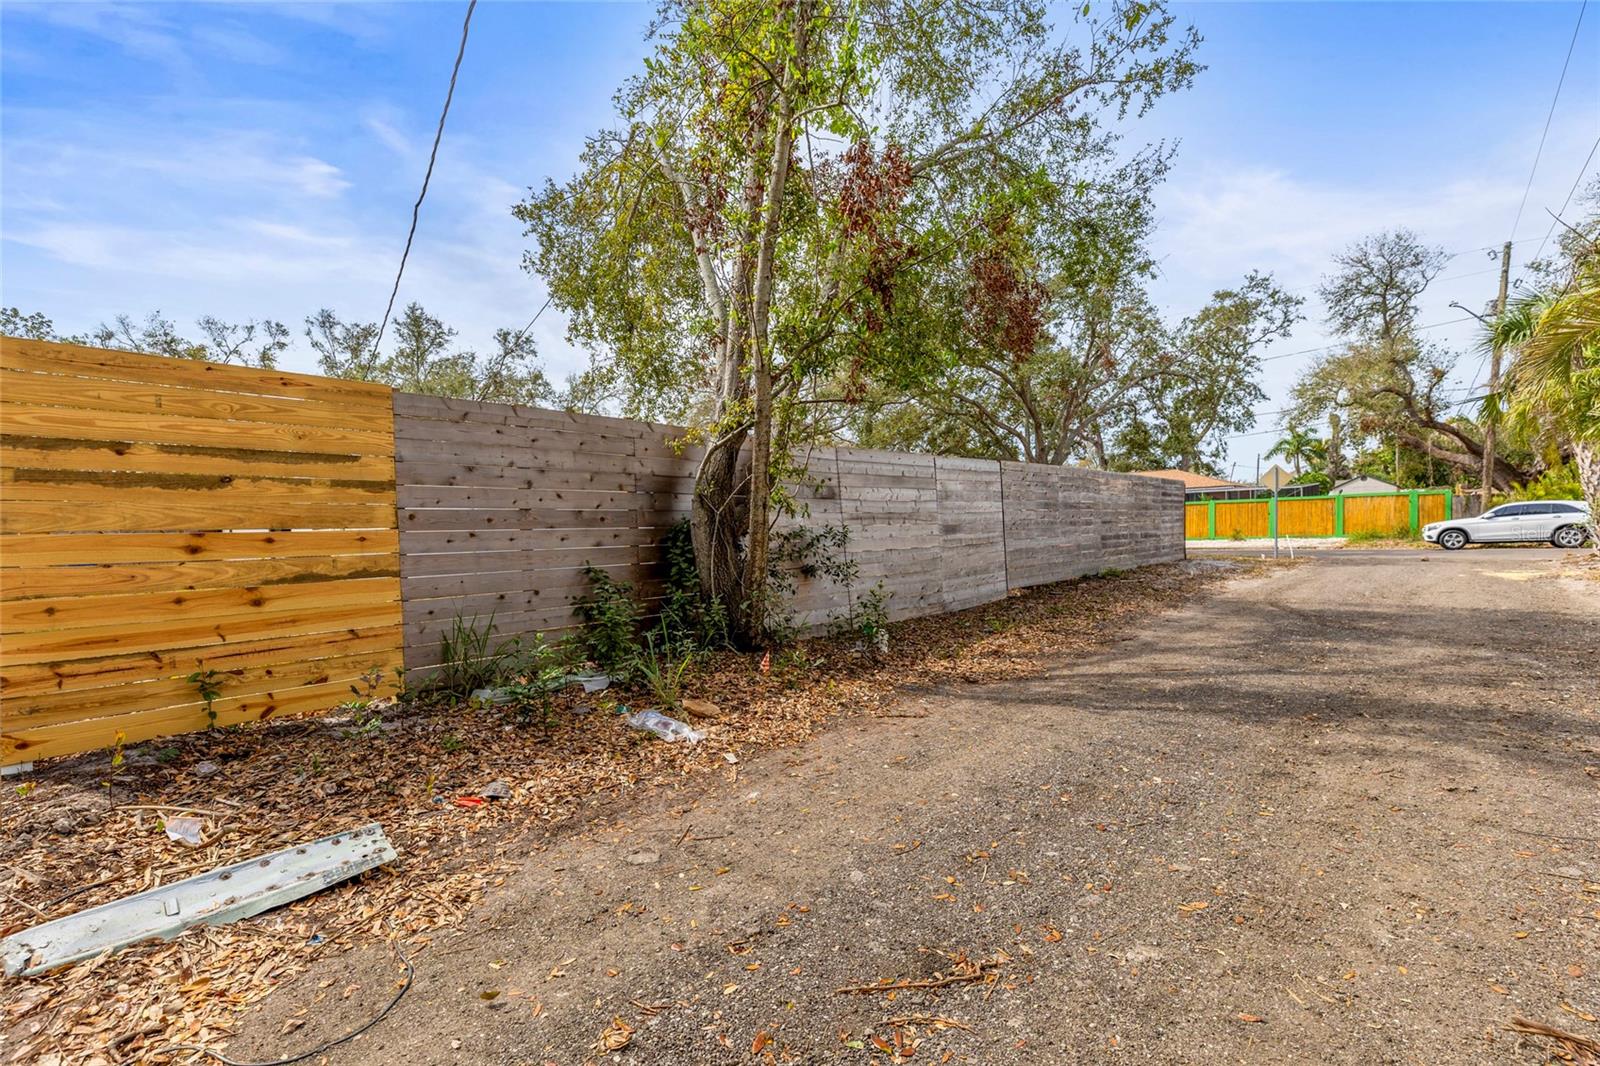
[1226,388,1488,442]
[1530,133,1600,266]
[1257,315,1477,365]
[1509,0,1588,242]
[371,0,478,360]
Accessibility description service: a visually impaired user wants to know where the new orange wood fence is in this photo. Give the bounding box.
[1,339,403,763]
[1185,489,1451,540]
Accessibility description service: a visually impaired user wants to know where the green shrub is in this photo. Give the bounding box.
[498,632,570,724]
[632,633,694,708]
[576,565,642,679]
[829,580,890,652]
[1502,464,1582,503]
[657,520,730,655]
[431,613,518,700]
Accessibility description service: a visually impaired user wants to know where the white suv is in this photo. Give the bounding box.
[1423,500,1592,550]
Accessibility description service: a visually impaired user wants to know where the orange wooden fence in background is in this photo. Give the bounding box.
[1186,489,1451,539]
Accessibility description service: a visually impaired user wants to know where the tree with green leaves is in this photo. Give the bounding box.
[1113,271,1301,472]
[1486,238,1600,527]
[517,0,1200,641]
[2,307,289,368]
[1291,228,1531,490]
[850,164,1170,464]
[1265,425,1321,477]
[308,303,554,406]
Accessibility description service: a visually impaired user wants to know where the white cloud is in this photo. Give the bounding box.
[364,115,414,160]
[17,4,191,74]
[6,127,350,202]
[189,23,290,67]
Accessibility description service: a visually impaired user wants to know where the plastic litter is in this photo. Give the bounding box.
[163,816,205,847]
[571,673,611,693]
[469,687,515,707]
[479,780,511,800]
[625,709,704,744]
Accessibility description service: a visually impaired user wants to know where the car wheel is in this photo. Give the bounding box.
[1552,525,1589,549]
[1438,529,1468,551]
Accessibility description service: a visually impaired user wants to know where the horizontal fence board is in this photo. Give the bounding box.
[2,576,400,635]
[398,544,644,578]
[2,596,400,668]
[0,438,398,481]
[0,555,399,601]
[395,461,633,493]
[0,370,389,431]
[0,339,405,764]
[0,339,393,410]
[402,563,633,601]
[0,529,397,566]
[1,625,402,702]
[1,496,397,535]
[3,676,398,764]
[12,648,397,728]
[1,403,393,457]
[398,506,639,533]
[0,469,393,502]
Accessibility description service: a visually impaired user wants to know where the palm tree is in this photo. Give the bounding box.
[1266,425,1322,476]
[1487,250,1599,536]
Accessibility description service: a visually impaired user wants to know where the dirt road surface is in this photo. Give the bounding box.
[237,550,1600,1065]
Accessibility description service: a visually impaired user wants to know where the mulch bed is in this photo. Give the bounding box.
[0,559,1259,1065]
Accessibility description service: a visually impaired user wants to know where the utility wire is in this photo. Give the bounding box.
[1257,315,1476,365]
[1530,133,1600,267]
[371,0,478,360]
[1226,388,1489,442]
[1509,0,1588,242]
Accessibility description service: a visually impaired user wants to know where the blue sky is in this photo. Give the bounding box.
[3,1,1597,476]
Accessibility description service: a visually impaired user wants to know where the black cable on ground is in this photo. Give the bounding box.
[148,935,415,1066]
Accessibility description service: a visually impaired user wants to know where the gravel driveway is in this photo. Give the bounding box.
[236,549,1600,1065]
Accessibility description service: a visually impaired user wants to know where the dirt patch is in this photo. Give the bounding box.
[216,549,1598,1065]
[1,561,1248,1065]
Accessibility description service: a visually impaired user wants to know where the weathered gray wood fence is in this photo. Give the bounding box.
[395,393,1184,669]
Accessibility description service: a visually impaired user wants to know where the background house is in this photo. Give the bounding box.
[1131,467,1324,501]
[1128,469,1254,500]
[1330,475,1399,494]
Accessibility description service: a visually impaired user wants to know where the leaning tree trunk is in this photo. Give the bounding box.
[690,431,751,629]
[1575,439,1600,548]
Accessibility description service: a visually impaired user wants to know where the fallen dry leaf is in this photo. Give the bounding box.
[596,1016,634,1052]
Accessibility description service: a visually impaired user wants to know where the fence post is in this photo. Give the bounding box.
[1267,494,1278,539]
[1206,499,1216,539]
[1333,494,1345,537]
[1408,489,1420,533]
